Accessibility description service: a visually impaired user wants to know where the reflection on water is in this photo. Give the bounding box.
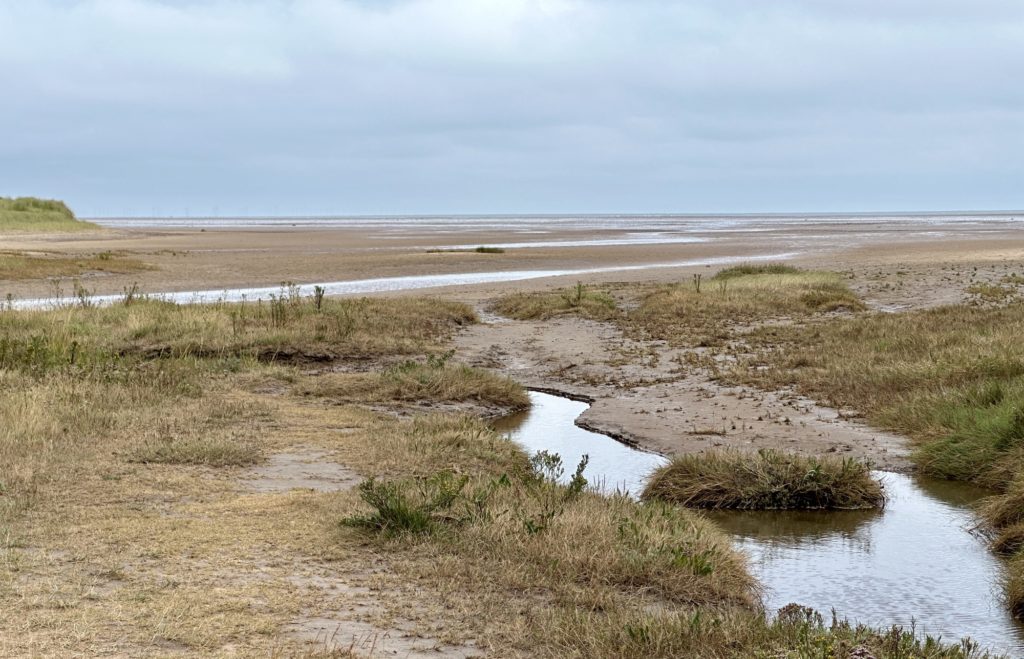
[492,391,667,497]
[497,391,1024,656]
[712,474,1024,655]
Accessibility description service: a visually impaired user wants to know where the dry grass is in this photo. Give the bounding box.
[643,450,884,510]
[492,282,620,321]
[0,197,98,232]
[491,266,863,347]
[0,287,998,656]
[0,250,150,281]
[298,354,530,411]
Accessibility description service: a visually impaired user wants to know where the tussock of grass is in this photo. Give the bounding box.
[642,449,883,510]
[711,263,804,280]
[492,282,619,321]
[0,250,149,280]
[0,197,98,232]
[300,353,529,410]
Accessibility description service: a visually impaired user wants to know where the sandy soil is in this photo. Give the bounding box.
[5,222,1024,470]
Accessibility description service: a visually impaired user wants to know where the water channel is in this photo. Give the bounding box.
[496,390,1024,656]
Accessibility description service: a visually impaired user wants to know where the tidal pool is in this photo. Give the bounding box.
[496,390,1024,656]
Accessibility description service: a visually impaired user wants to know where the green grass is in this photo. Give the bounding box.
[731,300,1024,614]
[711,263,804,280]
[643,449,884,510]
[0,197,98,232]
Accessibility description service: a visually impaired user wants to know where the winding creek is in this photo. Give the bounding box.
[496,391,1024,656]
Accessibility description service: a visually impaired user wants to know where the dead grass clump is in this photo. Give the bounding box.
[300,353,529,410]
[0,197,99,233]
[492,282,619,321]
[642,449,883,510]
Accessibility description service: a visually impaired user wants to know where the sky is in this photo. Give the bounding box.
[1,0,1022,217]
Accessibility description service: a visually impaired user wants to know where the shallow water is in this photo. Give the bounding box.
[9,252,798,310]
[493,391,667,496]
[497,391,1024,656]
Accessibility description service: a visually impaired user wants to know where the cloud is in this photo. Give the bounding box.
[0,0,1021,214]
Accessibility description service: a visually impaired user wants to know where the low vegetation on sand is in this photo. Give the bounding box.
[426,245,506,254]
[492,281,620,320]
[0,250,149,281]
[298,350,530,410]
[732,300,1024,613]
[491,265,864,346]
[0,197,98,232]
[642,449,884,510]
[0,284,998,656]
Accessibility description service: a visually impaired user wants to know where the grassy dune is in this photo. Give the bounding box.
[643,450,884,510]
[0,197,98,232]
[492,281,620,320]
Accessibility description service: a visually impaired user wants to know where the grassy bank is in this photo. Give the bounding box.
[643,449,884,510]
[491,265,863,346]
[731,300,1024,612]
[0,286,999,656]
[0,197,98,232]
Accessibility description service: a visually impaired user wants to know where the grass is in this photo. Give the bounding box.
[298,352,530,411]
[642,449,884,510]
[730,300,1024,613]
[0,291,476,367]
[0,197,98,232]
[0,250,150,280]
[0,281,1002,655]
[492,282,620,321]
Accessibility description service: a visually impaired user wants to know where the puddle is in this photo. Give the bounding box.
[497,390,1024,655]
[493,391,668,496]
[9,252,798,310]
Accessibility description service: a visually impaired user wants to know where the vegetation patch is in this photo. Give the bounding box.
[426,245,506,254]
[0,197,98,233]
[0,250,150,281]
[732,301,1024,613]
[642,449,884,510]
[492,282,620,320]
[299,351,530,410]
[130,435,260,467]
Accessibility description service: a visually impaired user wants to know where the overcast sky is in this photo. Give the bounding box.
[1,0,1022,216]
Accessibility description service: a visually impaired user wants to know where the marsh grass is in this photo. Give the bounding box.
[0,293,476,366]
[732,301,1024,613]
[0,250,149,280]
[299,353,530,410]
[425,246,506,254]
[642,449,884,510]
[0,197,98,232]
[491,267,863,346]
[492,282,619,320]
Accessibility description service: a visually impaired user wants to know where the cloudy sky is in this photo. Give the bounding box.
[1,0,1022,216]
